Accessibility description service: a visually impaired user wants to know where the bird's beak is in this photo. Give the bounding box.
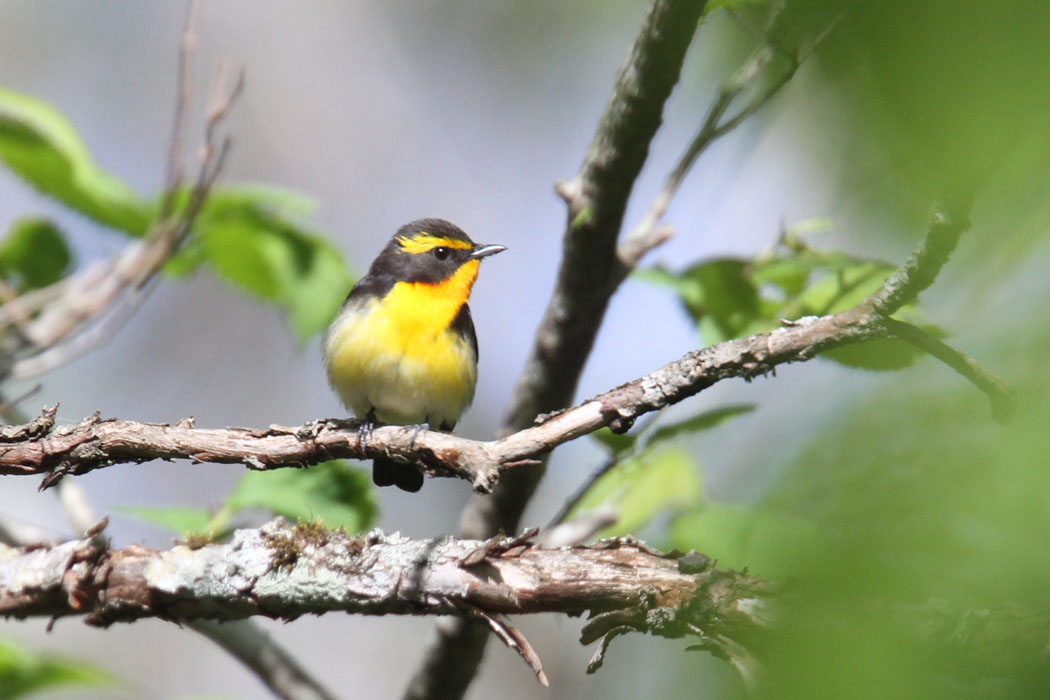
[469,244,507,260]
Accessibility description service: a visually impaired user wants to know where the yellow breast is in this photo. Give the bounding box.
[324,260,480,427]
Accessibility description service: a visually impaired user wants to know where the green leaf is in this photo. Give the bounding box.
[191,187,353,340]
[116,505,214,536]
[0,86,150,236]
[570,206,593,230]
[669,503,823,579]
[210,183,318,219]
[281,234,354,340]
[590,426,637,455]
[0,217,71,290]
[750,257,812,298]
[702,0,769,16]
[0,637,117,699]
[821,321,945,371]
[643,404,755,447]
[636,260,759,344]
[632,265,687,295]
[822,337,920,371]
[569,447,702,539]
[640,230,946,374]
[227,460,377,533]
[163,235,206,278]
[791,260,894,317]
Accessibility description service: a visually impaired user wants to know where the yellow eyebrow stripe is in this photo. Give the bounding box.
[397,232,473,255]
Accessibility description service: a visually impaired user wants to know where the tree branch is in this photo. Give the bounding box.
[3,15,243,381]
[868,191,973,316]
[411,1,838,692]
[885,319,1013,422]
[0,189,1007,490]
[482,0,710,533]
[0,218,1010,487]
[0,304,888,489]
[620,44,781,269]
[189,620,341,700]
[0,519,770,683]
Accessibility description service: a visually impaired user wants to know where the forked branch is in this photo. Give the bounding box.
[0,196,1008,491]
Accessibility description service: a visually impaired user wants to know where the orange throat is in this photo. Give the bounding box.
[381,259,480,345]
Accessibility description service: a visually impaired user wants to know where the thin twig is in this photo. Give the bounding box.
[547,412,660,528]
[159,0,201,219]
[547,454,619,529]
[54,480,98,537]
[468,608,548,687]
[869,191,973,316]
[886,319,1013,422]
[0,515,59,547]
[0,277,68,333]
[189,620,342,700]
[9,53,243,379]
[618,8,844,270]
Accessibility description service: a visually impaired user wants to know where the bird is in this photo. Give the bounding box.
[323,218,506,492]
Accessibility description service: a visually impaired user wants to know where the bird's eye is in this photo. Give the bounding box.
[432,246,450,260]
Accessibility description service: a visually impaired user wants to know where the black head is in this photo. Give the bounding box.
[368,218,505,284]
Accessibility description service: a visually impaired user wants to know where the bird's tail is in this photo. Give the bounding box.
[372,456,424,492]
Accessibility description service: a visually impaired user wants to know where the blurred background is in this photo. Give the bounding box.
[1,0,1049,698]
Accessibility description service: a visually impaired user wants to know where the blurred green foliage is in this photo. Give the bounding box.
[570,446,702,539]
[738,316,1050,699]
[0,85,354,341]
[572,405,754,538]
[165,185,353,341]
[121,460,377,540]
[812,0,1050,259]
[0,637,116,699]
[1,1,1048,697]
[118,504,215,536]
[638,222,939,370]
[226,460,377,533]
[0,87,151,235]
[0,217,70,291]
[659,268,1050,698]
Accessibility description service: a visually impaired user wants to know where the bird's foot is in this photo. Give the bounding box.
[400,421,431,448]
[357,409,379,456]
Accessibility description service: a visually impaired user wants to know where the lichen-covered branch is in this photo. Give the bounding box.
[0,519,770,682]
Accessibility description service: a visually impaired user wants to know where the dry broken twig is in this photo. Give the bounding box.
[0,518,771,683]
[2,12,243,381]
